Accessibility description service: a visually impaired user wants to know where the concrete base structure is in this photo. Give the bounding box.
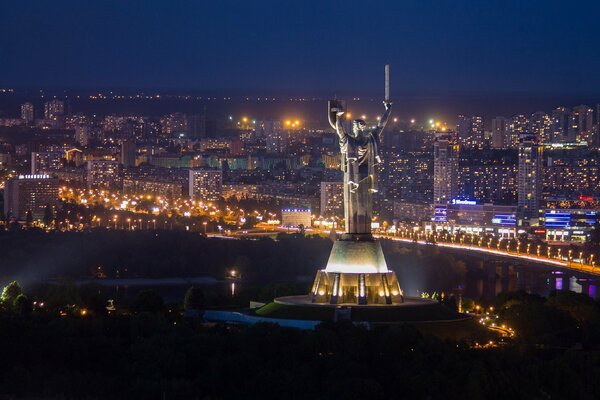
[309,237,404,305]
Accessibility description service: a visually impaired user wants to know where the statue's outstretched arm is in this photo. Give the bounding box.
[335,112,348,143]
[373,101,392,138]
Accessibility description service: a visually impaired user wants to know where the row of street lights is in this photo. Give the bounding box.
[389,229,598,269]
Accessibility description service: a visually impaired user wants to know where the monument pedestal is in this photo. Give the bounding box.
[310,239,403,305]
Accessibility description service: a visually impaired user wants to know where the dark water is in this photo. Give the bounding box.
[80,262,600,308]
[458,262,598,302]
[88,280,238,304]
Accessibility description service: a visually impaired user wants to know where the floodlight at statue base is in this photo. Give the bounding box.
[309,238,404,305]
[310,270,403,305]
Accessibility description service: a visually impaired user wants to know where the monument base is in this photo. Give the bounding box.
[310,238,403,305]
[310,270,403,305]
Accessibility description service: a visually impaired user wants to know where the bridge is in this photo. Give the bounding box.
[217,224,600,278]
[375,233,600,277]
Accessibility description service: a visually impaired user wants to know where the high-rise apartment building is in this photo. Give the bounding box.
[44,99,65,128]
[320,181,344,218]
[518,134,543,222]
[551,107,570,143]
[570,105,594,144]
[189,169,222,201]
[509,115,529,148]
[74,125,93,147]
[188,113,206,139]
[529,111,552,143]
[433,133,459,204]
[456,115,484,149]
[256,120,287,153]
[160,113,188,136]
[120,139,136,167]
[31,151,63,174]
[20,102,34,124]
[86,160,121,189]
[491,117,511,149]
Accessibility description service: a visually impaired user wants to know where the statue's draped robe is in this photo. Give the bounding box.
[337,128,380,235]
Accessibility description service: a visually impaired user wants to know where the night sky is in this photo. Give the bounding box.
[2,0,600,96]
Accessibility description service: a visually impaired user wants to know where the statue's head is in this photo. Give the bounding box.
[352,119,367,137]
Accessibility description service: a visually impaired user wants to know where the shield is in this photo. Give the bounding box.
[328,99,345,130]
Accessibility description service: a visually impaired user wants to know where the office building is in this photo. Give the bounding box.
[430,201,518,238]
[4,175,59,221]
[281,208,312,227]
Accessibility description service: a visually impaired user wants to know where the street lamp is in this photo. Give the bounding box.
[203,221,208,235]
[127,218,131,230]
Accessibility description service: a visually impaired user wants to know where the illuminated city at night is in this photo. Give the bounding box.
[2,1,600,399]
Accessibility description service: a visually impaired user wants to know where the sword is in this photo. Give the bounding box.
[384,64,390,102]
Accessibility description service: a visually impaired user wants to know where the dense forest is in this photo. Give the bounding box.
[0,296,599,399]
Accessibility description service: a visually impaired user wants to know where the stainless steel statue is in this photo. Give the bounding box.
[310,65,403,305]
[328,65,392,236]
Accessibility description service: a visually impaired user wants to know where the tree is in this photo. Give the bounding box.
[13,294,32,315]
[183,286,205,310]
[43,205,54,227]
[1,281,23,305]
[46,281,82,310]
[298,224,306,236]
[25,211,33,227]
[243,215,258,229]
[132,290,164,313]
